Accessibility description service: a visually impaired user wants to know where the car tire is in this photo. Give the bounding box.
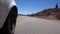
[1,6,17,34]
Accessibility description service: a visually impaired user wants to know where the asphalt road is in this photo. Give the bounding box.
[15,16,60,34]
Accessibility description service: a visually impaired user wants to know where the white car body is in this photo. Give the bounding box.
[0,0,17,28]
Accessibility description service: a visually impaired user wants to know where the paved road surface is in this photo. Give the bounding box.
[15,16,60,34]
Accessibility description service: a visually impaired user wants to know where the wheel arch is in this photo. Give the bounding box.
[10,6,18,17]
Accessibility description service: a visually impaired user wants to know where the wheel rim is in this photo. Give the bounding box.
[8,14,16,34]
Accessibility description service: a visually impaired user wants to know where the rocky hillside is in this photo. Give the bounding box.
[29,8,60,20]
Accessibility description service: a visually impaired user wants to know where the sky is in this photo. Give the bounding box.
[15,0,60,15]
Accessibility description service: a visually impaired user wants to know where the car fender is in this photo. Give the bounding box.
[0,0,17,28]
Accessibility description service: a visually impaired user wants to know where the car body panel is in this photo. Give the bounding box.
[0,0,17,28]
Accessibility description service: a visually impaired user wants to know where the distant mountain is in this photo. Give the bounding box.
[18,14,26,16]
[29,8,60,20]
